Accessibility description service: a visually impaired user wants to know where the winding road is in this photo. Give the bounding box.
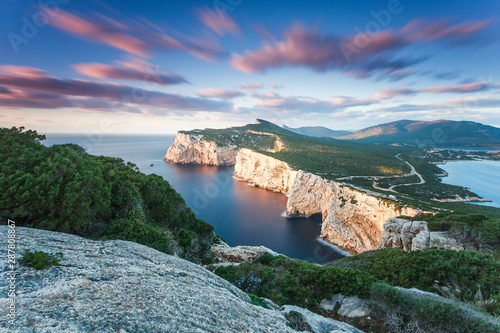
[339,153,426,193]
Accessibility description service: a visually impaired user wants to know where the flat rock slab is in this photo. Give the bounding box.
[0,226,362,333]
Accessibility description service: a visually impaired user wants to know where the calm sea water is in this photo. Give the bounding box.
[43,134,347,263]
[439,160,500,208]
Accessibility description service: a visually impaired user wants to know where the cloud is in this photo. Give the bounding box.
[251,81,498,114]
[230,19,492,80]
[0,66,232,113]
[270,83,283,89]
[197,8,240,36]
[46,9,226,60]
[419,82,491,94]
[73,61,188,86]
[241,82,264,89]
[196,88,245,99]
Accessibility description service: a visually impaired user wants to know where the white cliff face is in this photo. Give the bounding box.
[234,148,297,193]
[165,132,238,165]
[234,149,419,254]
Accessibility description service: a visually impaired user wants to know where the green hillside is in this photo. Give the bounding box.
[181,119,497,206]
[0,127,217,264]
[282,124,352,138]
[339,120,500,149]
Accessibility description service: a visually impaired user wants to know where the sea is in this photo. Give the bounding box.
[439,160,500,208]
[43,134,348,264]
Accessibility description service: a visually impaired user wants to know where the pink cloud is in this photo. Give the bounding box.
[241,82,264,89]
[230,20,492,79]
[73,62,188,85]
[47,9,149,56]
[196,88,245,99]
[0,66,232,113]
[45,9,226,60]
[198,8,240,36]
[419,82,489,93]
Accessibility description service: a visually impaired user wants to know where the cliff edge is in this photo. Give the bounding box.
[165,132,238,165]
[234,149,419,254]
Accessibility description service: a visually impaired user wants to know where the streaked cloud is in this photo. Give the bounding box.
[197,8,241,36]
[73,61,188,86]
[196,88,245,99]
[231,19,492,80]
[241,82,264,89]
[45,9,227,60]
[0,66,232,113]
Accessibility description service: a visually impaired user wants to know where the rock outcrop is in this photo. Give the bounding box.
[379,218,465,251]
[235,149,419,254]
[165,132,238,165]
[0,226,362,333]
[212,244,280,264]
[320,294,371,318]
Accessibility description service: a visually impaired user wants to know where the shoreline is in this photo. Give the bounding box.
[438,160,500,207]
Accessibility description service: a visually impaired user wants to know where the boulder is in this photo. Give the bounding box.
[320,294,371,318]
[379,218,463,251]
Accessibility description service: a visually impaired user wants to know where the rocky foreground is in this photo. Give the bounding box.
[0,226,362,333]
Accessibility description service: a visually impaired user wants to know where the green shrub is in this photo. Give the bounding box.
[213,256,375,310]
[103,210,171,255]
[371,283,500,333]
[20,250,63,270]
[331,248,500,301]
[247,293,268,308]
[285,311,313,332]
[178,228,194,251]
[0,127,216,263]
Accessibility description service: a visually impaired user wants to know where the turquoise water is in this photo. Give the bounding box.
[43,134,347,263]
[439,160,500,208]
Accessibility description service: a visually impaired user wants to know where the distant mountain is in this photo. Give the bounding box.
[339,120,500,149]
[283,125,352,138]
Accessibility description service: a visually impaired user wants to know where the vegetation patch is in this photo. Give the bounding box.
[20,249,63,270]
[0,127,215,263]
[247,293,268,309]
[211,255,375,311]
[371,283,500,333]
[330,248,500,302]
[285,311,313,332]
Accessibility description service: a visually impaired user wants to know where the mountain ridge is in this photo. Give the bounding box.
[338,119,500,149]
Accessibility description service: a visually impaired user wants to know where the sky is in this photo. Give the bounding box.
[0,0,499,134]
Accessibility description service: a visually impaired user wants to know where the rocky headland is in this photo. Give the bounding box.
[164,132,238,165]
[233,148,419,254]
[166,130,421,254]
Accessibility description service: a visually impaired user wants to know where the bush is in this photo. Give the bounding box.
[247,293,268,308]
[371,283,500,333]
[0,127,216,263]
[20,250,63,270]
[213,256,375,310]
[103,210,171,255]
[331,248,500,301]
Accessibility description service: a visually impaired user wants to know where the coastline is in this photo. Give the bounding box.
[438,160,500,207]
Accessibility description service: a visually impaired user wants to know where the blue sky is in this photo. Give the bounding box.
[0,0,499,133]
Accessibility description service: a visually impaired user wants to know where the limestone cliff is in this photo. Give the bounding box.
[234,149,419,254]
[234,148,297,193]
[165,132,238,165]
[0,226,363,333]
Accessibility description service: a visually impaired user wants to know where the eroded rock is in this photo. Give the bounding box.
[379,218,464,251]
